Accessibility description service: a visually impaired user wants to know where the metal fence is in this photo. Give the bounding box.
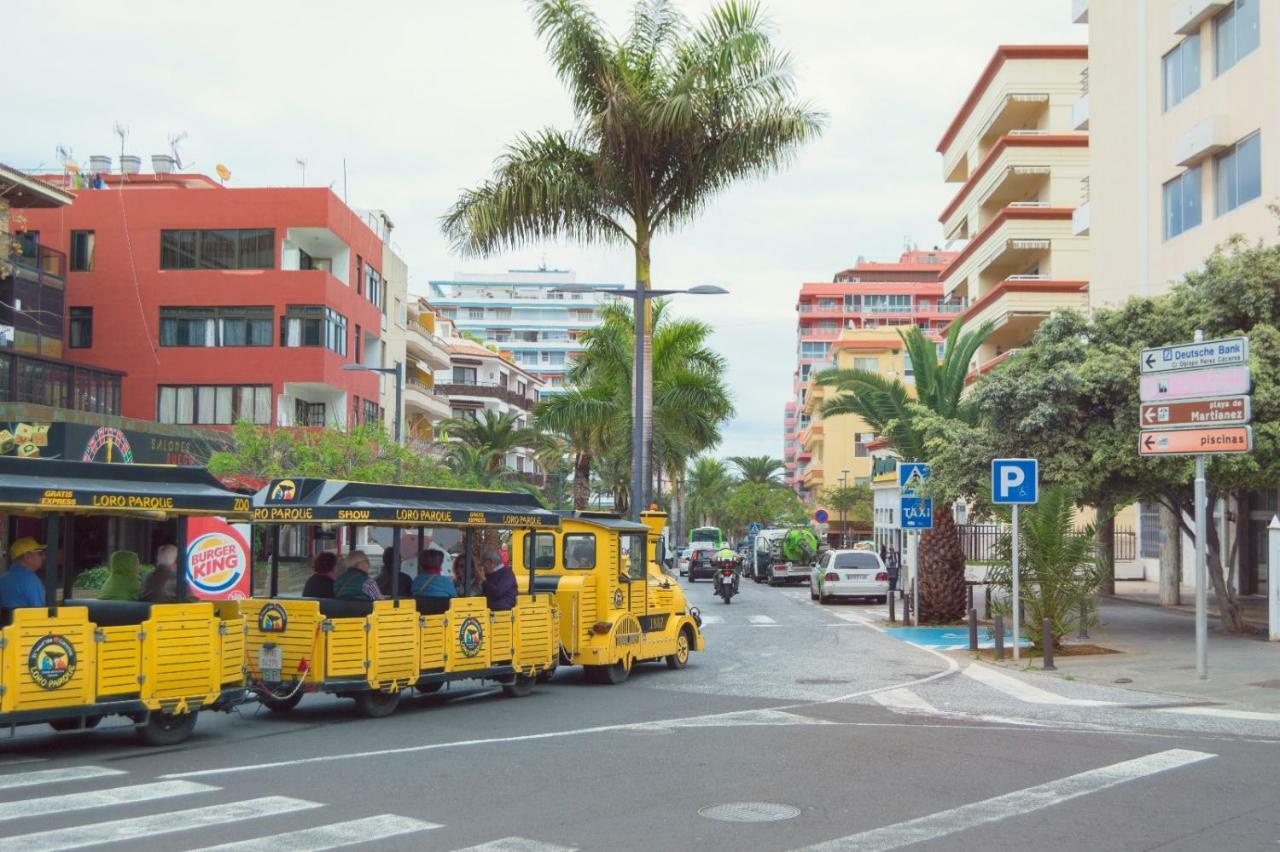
[957,523,1137,563]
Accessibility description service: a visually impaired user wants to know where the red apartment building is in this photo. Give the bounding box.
[783,250,961,490]
[20,173,390,429]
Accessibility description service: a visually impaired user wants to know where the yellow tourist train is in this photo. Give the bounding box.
[0,457,252,745]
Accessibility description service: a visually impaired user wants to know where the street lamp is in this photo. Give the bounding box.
[552,282,728,521]
[342,361,404,476]
[838,468,850,549]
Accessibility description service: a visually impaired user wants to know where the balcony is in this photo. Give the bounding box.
[1073,201,1090,236]
[1175,115,1231,167]
[966,348,1023,385]
[0,351,122,415]
[1171,0,1229,35]
[941,207,1078,300]
[405,376,451,423]
[959,278,1088,361]
[435,381,538,411]
[9,237,65,287]
[405,322,450,372]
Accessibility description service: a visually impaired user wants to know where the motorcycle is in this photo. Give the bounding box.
[712,561,739,604]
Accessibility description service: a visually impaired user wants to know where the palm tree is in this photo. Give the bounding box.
[442,0,822,517]
[817,319,993,623]
[730,455,784,485]
[686,456,733,529]
[438,410,543,474]
[534,387,620,509]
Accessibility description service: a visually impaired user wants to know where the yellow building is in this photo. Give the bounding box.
[1082,0,1276,307]
[799,328,915,536]
[936,45,1091,372]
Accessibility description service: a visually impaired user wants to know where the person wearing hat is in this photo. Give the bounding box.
[333,550,385,602]
[0,537,48,609]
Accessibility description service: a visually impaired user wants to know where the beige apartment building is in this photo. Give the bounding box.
[936,45,1091,373]
[1083,0,1275,305]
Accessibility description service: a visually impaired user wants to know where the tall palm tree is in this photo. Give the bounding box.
[438,410,543,474]
[686,456,733,529]
[729,455,784,485]
[442,0,822,517]
[817,319,993,623]
[534,387,620,510]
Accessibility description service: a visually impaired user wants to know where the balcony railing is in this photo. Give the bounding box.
[435,381,537,410]
[935,302,968,314]
[0,350,123,415]
[8,237,65,285]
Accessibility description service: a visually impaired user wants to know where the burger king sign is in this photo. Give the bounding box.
[185,517,252,600]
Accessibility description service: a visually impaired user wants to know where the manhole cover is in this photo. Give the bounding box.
[699,802,801,823]
[795,678,850,685]
[1114,677,1133,684]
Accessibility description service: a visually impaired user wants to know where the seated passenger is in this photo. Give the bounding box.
[334,551,384,601]
[0,537,47,608]
[139,545,179,603]
[567,541,594,569]
[377,546,412,598]
[411,549,457,599]
[478,547,517,611]
[302,552,338,598]
[100,550,142,601]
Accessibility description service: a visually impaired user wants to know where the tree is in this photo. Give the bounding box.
[534,387,620,509]
[722,481,808,538]
[686,456,733,528]
[818,319,993,623]
[823,484,873,534]
[438,410,543,473]
[729,455,784,485]
[442,0,822,515]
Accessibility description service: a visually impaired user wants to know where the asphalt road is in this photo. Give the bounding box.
[2,579,1278,851]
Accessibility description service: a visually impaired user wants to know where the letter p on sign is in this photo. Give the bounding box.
[992,459,1038,505]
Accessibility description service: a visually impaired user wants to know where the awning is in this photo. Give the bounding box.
[253,478,560,527]
[0,457,252,518]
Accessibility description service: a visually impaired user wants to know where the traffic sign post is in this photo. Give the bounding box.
[993,459,1039,661]
[1140,331,1253,680]
[898,463,932,626]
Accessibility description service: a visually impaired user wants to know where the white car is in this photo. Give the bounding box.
[811,549,889,604]
[677,547,693,576]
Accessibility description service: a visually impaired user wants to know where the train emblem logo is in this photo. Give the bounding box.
[257,603,289,633]
[458,617,484,657]
[270,479,298,502]
[28,634,77,690]
[612,587,624,609]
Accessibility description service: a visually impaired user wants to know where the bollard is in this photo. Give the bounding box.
[967,583,974,613]
[888,590,896,623]
[993,613,1005,661]
[968,608,978,652]
[1042,619,1056,670]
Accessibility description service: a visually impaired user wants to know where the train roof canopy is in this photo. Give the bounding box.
[0,457,252,518]
[253,478,560,527]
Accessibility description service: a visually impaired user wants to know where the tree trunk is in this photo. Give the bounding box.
[1158,503,1183,606]
[634,231,654,518]
[917,504,967,623]
[1096,499,1116,596]
[1205,495,1247,633]
[572,452,591,511]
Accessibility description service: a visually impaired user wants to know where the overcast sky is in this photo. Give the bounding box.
[12,0,1083,459]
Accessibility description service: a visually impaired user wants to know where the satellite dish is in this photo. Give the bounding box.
[215,164,231,182]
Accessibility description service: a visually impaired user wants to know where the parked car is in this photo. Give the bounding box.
[811,549,889,604]
[677,547,693,577]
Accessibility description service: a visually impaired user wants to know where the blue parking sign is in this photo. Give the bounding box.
[992,459,1038,505]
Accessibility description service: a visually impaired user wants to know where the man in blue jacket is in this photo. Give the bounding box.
[0,538,48,609]
[478,547,517,611]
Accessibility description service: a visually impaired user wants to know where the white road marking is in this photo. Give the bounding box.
[795,749,1216,851]
[0,765,126,791]
[0,756,45,767]
[872,688,938,716]
[700,615,724,625]
[748,615,777,625]
[963,663,1115,707]
[1156,706,1280,722]
[632,709,836,731]
[0,780,218,823]
[7,795,322,852]
[452,838,577,852]
[193,815,441,851]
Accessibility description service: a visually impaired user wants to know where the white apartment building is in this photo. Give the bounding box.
[428,268,623,394]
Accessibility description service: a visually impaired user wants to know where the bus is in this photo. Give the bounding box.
[689,526,724,548]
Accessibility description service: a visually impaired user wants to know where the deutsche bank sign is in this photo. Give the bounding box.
[991,458,1039,505]
[898,462,932,529]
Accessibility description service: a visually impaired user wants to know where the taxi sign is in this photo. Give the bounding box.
[1141,336,1247,374]
[1139,426,1253,456]
[898,463,932,530]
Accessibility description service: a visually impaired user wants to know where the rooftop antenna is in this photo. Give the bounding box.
[113,121,129,162]
[167,132,189,169]
[296,158,307,187]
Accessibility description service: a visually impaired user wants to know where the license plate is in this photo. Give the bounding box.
[258,646,282,682]
[848,574,867,580]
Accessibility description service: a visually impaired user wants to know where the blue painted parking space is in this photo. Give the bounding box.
[884,625,1032,651]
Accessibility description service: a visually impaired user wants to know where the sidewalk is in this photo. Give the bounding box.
[1113,579,1269,629]
[1048,597,1280,712]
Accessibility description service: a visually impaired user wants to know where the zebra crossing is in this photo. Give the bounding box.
[697,613,776,627]
[0,761,575,852]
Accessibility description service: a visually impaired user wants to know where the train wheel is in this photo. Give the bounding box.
[415,679,443,694]
[536,664,557,683]
[258,689,303,714]
[502,674,535,698]
[137,711,198,746]
[665,629,691,670]
[586,657,631,685]
[353,689,401,718]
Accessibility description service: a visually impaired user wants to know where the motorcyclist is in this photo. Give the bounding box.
[710,547,741,596]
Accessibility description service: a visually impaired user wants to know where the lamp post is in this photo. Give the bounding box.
[552,282,727,521]
[342,361,404,477]
[838,468,850,548]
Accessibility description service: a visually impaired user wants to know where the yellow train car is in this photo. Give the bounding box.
[515,509,705,684]
[246,478,562,717]
[0,458,252,745]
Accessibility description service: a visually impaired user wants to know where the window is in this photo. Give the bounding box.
[1162,34,1201,110]
[800,342,830,359]
[280,305,347,355]
[450,407,479,421]
[157,384,271,425]
[1163,166,1203,240]
[69,231,95,272]
[159,229,275,270]
[364,264,385,313]
[854,432,875,458]
[68,308,93,349]
[355,256,364,296]
[852,357,878,372]
[354,324,362,363]
[294,400,326,427]
[361,398,382,425]
[1215,0,1259,76]
[563,533,596,569]
[621,534,646,580]
[1214,132,1262,216]
[524,532,556,569]
[452,366,478,384]
[159,306,273,347]
[468,308,484,320]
